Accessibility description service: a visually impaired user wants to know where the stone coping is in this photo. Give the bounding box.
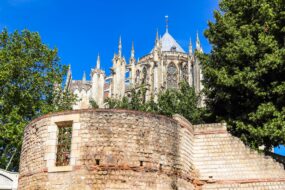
[193,123,227,135]
[26,109,227,136]
[172,114,194,132]
[26,109,178,129]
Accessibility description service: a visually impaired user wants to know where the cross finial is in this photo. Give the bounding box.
[165,15,169,33]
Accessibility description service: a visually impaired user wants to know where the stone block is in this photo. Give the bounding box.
[47,125,57,133]
[73,122,81,130]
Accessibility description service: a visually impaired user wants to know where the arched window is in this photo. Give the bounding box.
[170,46,177,52]
[142,67,147,85]
[182,63,189,82]
[167,63,178,89]
[135,70,140,84]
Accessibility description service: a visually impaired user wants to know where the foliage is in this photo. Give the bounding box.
[90,99,99,109]
[105,86,148,110]
[200,0,285,150]
[157,81,204,124]
[105,81,204,124]
[0,29,76,171]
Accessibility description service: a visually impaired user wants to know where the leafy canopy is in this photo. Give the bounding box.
[200,0,285,150]
[0,29,75,171]
[106,81,204,124]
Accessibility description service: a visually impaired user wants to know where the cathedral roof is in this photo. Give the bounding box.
[70,80,92,92]
[160,31,185,53]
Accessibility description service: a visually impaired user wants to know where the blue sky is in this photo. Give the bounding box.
[0,0,218,79]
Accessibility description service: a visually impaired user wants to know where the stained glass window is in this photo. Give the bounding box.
[170,46,177,52]
[167,63,178,89]
[182,63,189,82]
[142,67,147,85]
[135,70,140,84]
[56,121,73,166]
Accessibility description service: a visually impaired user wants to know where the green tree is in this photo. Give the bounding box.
[105,87,147,110]
[105,82,203,124]
[90,99,99,109]
[157,81,204,124]
[200,0,285,150]
[0,29,75,171]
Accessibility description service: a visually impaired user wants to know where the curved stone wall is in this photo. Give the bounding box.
[18,109,195,190]
[19,109,285,190]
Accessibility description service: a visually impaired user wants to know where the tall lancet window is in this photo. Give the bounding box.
[182,63,189,82]
[153,64,158,91]
[167,63,178,89]
[135,70,140,84]
[142,67,147,85]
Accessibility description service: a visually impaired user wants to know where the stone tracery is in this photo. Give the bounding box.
[167,63,178,89]
[142,67,147,85]
[182,63,189,82]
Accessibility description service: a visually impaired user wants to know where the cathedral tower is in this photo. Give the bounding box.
[91,54,105,107]
[110,36,126,99]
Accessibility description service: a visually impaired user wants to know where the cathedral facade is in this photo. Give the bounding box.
[65,24,204,109]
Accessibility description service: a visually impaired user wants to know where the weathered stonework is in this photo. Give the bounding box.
[19,109,285,190]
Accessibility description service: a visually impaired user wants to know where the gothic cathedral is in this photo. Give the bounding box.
[65,20,204,109]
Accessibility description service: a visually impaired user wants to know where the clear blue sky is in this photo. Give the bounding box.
[0,0,218,79]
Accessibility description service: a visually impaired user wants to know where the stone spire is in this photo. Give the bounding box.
[65,64,72,88]
[96,53,100,69]
[196,31,203,53]
[189,38,193,56]
[118,36,122,57]
[67,64,72,78]
[165,15,169,33]
[155,29,160,47]
[131,41,135,58]
[153,30,160,62]
[82,71,86,83]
